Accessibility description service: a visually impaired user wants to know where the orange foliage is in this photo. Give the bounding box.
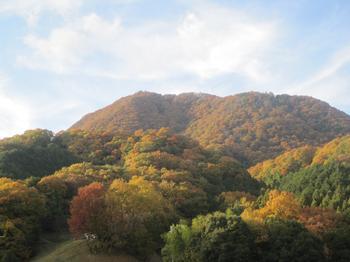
[312,135,350,165]
[241,190,345,237]
[298,207,342,236]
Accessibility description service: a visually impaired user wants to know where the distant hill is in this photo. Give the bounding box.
[71,91,350,165]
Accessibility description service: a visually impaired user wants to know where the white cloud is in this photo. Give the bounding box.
[18,4,277,82]
[0,0,82,25]
[19,28,88,73]
[0,74,31,138]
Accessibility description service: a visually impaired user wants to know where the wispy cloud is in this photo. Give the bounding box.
[287,45,350,107]
[0,0,82,25]
[292,46,350,90]
[18,4,277,82]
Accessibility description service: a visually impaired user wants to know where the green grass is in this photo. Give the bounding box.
[31,239,141,262]
[31,234,162,262]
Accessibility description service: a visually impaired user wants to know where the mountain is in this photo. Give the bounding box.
[71,91,350,165]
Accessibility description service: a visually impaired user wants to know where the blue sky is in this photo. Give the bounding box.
[0,0,350,137]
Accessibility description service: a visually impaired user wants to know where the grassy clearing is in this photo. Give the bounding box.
[31,239,141,262]
[31,236,161,262]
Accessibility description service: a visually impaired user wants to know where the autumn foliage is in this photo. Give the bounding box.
[68,177,174,258]
[241,190,301,224]
[71,91,350,165]
[0,178,46,260]
[1,123,350,260]
[68,182,105,238]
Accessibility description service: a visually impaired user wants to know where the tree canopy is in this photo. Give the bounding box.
[0,178,46,261]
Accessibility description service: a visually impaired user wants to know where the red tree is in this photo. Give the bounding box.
[68,182,105,238]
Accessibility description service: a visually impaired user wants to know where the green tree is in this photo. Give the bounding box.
[260,219,325,262]
[162,211,257,262]
[324,225,350,262]
[0,129,77,179]
[37,176,69,230]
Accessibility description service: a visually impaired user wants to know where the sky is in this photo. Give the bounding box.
[0,0,350,138]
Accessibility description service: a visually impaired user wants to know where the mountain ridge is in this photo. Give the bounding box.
[71,91,350,165]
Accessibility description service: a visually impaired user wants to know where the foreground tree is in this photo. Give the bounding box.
[68,182,105,238]
[37,176,69,230]
[0,178,46,261]
[162,211,257,262]
[68,177,174,258]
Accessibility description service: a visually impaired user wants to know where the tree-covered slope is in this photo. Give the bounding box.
[0,129,77,179]
[249,135,350,181]
[249,135,350,212]
[71,91,350,165]
[0,129,126,180]
[248,145,317,181]
[71,92,213,134]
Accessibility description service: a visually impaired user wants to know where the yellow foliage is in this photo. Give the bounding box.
[312,135,350,165]
[108,176,173,216]
[248,146,316,180]
[242,190,301,224]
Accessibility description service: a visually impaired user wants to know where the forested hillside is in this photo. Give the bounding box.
[249,135,350,212]
[71,91,350,165]
[0,128,261,260]
[0,130,77,179]
[0,129,126,180]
